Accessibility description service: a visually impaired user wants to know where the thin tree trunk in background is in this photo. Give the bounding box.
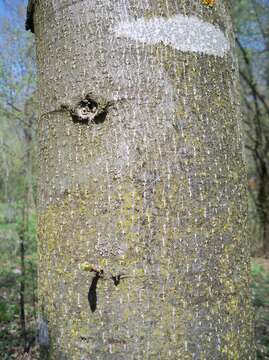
[0,137,10,202]
[256,161,269,256]
[261,182,269,256]
[19,127,33,350]
[18,105,34,352]
[29,260,37,319]
[27,0,255,358]
[19,206,27,352]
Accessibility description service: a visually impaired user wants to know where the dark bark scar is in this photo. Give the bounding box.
[88,270,103,313]
[61,94,114,125]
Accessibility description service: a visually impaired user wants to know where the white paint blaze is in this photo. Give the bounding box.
[113,14,230,57]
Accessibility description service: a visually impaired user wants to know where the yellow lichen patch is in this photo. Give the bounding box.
[39,206,59,254]
[121,189,142,212]
[202,0,215,7]
[99,258,108,268]
[117,188,142,235]
[221,330,240,360]
[80,262,101,272]
[226,297,239,314]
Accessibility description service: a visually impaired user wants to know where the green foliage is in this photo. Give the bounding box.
[0,300,19,322]
[251,261,269,359]
[0,202,37,357]
[0,203,16,224]
[0,2,39,357]
[0,0,37,205]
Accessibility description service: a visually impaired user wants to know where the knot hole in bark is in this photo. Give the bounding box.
[69,95,111,125]
[112,275,121,286]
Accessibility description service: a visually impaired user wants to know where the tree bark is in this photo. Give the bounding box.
[28,1,255,359]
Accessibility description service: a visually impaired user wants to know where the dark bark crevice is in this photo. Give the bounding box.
[88,272,102,313]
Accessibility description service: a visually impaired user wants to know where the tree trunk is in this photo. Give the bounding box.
[27,1,255,359]
[18,212,27,351]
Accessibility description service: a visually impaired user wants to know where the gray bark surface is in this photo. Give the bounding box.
[28,0,255,359]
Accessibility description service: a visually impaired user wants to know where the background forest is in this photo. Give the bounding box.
[0,0,268,359]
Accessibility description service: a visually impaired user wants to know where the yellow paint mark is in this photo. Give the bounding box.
[202,0,215,6]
